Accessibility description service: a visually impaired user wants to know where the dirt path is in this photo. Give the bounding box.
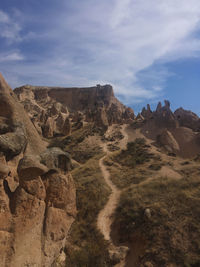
[97,144,121,241]
[97,125,129,266]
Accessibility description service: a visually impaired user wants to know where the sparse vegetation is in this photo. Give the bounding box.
[116,138,152,167]
[104,138,159,188]
[65,155,112,267]
[113,176,200,266]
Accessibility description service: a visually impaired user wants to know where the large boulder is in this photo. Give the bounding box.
[157,130,180,153]
[40,147,71,173]
[17,155,48,180]
[0,125,27,160]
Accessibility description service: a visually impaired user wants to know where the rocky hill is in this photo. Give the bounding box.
[1,73,200,267]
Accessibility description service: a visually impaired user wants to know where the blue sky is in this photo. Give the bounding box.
[1,0,200,114]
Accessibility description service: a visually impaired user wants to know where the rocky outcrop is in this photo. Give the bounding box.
[0,74,76,267]
[174,107,200,131]
[139,100,200,157]
[14,84,135,135]
[153,100,177,129]
[157,130,180,153]
[141,104,152,119]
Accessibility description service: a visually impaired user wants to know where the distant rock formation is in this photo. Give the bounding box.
[14,84,135,135]
[0,74,76,267]
[140,100,200,157]
[141,104,152,119]
[174,107,200,131]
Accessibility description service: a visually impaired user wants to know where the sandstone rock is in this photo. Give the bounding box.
[0,74,76,266]
[0,125,27,160]
[141,104,152,119]
[0,73,46,156]
[14,83,135,136]
[62,117,71,136]
[154,100,177,129]
[20,176,46,200]
[40,147,71,173]
[42,171,76,213]
[174,107,200,131]
[43,207,75,266]
[157,130,180,153]
[0,162,10,179]
[17,155,48,180]
[10,187,46,267]
[42,117,54,138]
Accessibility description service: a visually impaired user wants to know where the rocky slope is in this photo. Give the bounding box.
[14,84,135,138]
[136,100,200,157]
[1,72,200,267]
[0,74,76,267]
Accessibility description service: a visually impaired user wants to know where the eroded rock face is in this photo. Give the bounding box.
[154,100,177,129]
[157,130,180,153]
[0,74,76,267]
[14,84,135,135]
[174,107,200,131]
[140,100,200,157]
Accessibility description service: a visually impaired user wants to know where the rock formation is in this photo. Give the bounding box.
[157,130,180,153]
[0,74,76,267]
[174,107,200,131]
[139,100,200,157]
[14,84,135,135]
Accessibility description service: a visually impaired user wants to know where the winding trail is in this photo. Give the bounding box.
[97,124,129,266]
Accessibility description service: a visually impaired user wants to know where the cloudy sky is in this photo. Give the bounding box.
[1,0,200,114]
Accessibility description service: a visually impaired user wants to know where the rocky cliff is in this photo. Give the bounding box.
[14,84,135,137]
[0,74,76,267]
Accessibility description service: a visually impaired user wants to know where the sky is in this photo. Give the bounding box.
[1,0,200,114]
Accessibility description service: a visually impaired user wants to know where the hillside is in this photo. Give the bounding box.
[0,73,200,266]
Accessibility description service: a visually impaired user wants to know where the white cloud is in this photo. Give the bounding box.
[2,1,200,103]
[0,9,21,42]
[0,10,10,23]
[0,52,24,62]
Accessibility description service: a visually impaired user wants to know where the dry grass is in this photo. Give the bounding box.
[65,154,113,267]
[104,138,163,189]
[113,176,200,267]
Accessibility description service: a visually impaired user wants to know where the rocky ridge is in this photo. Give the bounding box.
[14,84,135,137]
[136,100,200,157]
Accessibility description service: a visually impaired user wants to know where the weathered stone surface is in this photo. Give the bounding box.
[43,207,75,266]
[42,171,76,214]
[14,83,135,136]
[0,74,76,267]
[157,130,180,153]
[141,104,152,119]
[10,187,46,267]
[40,147,71,173]
[174,107,200,131]
[0,125,27,160]
[17,155,48,180]
[0,162,10,179]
